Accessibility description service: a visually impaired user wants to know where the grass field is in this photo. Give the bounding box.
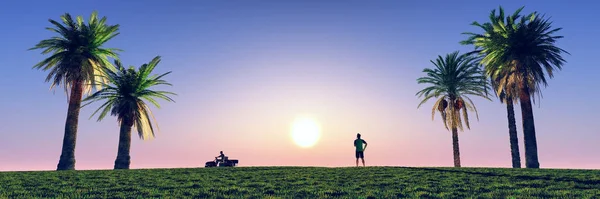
[1,167,599,198]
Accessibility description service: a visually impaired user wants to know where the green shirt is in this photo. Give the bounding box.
[354,139,367,151]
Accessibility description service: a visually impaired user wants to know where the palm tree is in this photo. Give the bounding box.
[490,75,519,168]
[461,6,569,168]
[490,67,541,168]
[82,56,175,169]
[416,51,491,167]
[493,81,521,168]
[30,11,120,170]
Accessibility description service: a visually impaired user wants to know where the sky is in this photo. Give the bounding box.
[0,0,599,171]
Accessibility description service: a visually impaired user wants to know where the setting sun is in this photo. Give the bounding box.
[290,117,321,148]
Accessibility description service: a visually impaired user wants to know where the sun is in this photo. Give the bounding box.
[290,117,321,148]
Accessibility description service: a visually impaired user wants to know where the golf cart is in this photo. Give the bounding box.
[205,156,239,167]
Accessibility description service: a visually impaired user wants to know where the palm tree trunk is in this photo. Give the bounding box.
[56,80,83,171]
[114,119,133,169]
[519,82,540,168]
[451,127,461,167]
[505,98,521,168]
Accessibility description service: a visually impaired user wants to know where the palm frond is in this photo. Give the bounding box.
[30,11,121,98]
[83,56,176,140]
[461,6,568,107]
[416,51,490,132]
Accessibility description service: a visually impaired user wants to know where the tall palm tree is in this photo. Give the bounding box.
[461,6,569,168]
[83,56,175,169]
[30,11,120,170]
[416,51,491,167]
[490,67,541,168]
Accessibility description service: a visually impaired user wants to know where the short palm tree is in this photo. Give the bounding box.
[461,6,569,168]
[30,11,120,170]
[416,51,491,167]
[82,56,175,169]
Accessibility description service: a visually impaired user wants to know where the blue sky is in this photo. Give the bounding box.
[0,0,599,170]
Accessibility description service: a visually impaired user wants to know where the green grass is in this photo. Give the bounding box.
[1,167,599,198]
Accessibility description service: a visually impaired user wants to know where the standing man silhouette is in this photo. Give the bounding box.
[354,133,368,167]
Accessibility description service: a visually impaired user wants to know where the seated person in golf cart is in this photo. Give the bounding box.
[215,151,227,163]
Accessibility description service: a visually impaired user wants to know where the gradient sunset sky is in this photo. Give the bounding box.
[1,0,599,171]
